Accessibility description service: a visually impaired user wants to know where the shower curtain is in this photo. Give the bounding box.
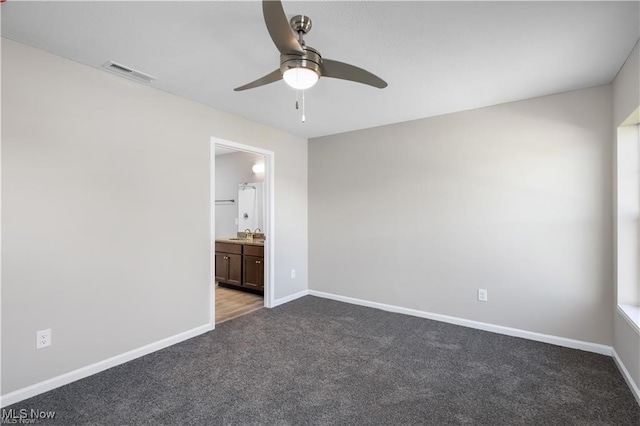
[237,185,258,231]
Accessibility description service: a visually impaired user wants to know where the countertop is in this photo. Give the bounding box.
[215,238,265,247]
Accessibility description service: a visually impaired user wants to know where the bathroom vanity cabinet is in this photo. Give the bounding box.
[215,241,264,293]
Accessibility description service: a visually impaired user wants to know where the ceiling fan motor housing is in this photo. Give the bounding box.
[280,46,322,77]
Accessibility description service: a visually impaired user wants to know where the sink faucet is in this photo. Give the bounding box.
[244,228,253,240]
[254,228,262,233]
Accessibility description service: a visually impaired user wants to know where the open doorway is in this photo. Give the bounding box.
[210,137,275,327]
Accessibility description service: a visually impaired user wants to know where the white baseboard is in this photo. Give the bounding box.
[0,324,211,408]
[271,289,309,308]
[612,348,640,406]
[308,290,612,356]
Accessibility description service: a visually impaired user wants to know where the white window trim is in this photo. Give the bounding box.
[618,304,640,334]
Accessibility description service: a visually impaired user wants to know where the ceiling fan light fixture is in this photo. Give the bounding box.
[283,67,319,90]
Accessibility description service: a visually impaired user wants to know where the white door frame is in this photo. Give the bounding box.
[210,137,276,329]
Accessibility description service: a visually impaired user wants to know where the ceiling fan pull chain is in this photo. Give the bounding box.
[296,89,299,110]
[302,89,306,123]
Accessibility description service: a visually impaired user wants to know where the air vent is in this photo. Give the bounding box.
[102,61,156,84]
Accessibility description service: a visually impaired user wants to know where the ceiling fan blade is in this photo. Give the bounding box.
[321,59,387,89]
[234,69,282,91]
[263,0,304,55]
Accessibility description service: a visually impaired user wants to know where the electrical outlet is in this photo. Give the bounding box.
[290,269,296,279]
[36,329,52,349]
[478,289,488,302]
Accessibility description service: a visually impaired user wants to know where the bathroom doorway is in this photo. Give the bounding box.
[210,137,275,327]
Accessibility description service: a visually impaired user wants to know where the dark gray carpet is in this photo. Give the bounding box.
[6,296,640,425]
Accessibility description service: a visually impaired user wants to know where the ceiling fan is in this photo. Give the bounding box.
[234,0,388,92]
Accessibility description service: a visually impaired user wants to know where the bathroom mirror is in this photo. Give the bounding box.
[237,182,264,232]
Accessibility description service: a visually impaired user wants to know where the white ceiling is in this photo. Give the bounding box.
[2,1,639,139]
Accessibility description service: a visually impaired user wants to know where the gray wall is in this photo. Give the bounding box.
[1,39,308,394]
[309,85,613,345]
[215,152,264,238]
[612,39,640,392]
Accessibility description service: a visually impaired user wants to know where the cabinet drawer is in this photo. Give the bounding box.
[215,242,242,254]
[243,245,264,257]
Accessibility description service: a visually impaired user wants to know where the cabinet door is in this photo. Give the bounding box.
[243,255,264,290]
[214,252,228,283]
[227,253,242,286]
